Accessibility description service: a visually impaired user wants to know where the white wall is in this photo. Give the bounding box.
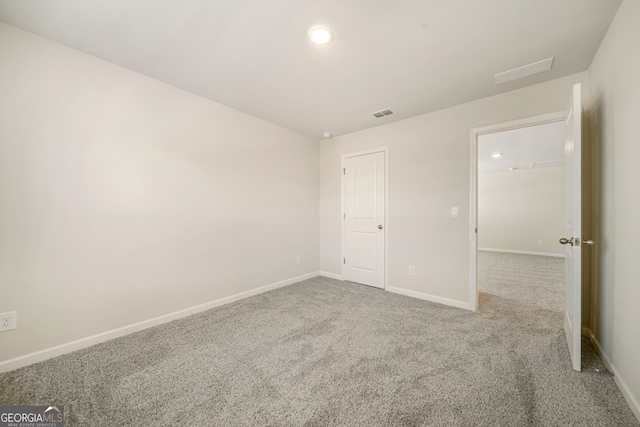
[0,23,319,365]
[587,0,640,419]
[319,72,587,307]
[478,167,565,256]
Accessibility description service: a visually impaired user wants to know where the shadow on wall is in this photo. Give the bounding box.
[585,92,615,355]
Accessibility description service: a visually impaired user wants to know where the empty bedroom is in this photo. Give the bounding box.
[1,0,639,425]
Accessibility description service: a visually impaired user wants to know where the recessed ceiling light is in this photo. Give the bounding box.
[322,131,333,138]
[491,153,503,158]
[509,167,518,171]
[308,25,333,45]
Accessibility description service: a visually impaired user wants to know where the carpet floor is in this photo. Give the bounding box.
[1,252,638,426]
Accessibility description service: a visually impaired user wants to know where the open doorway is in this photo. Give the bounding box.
[469,112,566,312]
[477,120,566,310]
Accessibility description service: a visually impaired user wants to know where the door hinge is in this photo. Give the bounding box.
[343,168,346,175]
[343,258,346,264]
[343,213,346,219]
[475,228,477,233]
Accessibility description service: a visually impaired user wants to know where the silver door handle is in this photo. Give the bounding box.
[583,240,595,246]
[378,225,383,229]
[559,237,574,246]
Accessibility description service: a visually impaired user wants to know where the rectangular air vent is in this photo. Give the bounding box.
[494,57,554,85]
[371,108,394,119]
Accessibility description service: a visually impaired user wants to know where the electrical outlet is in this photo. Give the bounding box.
[408,266,415,276]
[296,255,301,265]
[0,311,17,332]
[538,240,544,246]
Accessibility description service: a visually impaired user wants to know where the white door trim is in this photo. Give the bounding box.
[469,112,565,311]
[341,147,389,289]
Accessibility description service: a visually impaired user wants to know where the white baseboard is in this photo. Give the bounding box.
[613,365,640,422]
[318,274,470,312]
[0,272,318,373]
[319,271,343,280]
[386,286,471,310]
[479,247,565,258]
[583,328,640,422]
[321,273,472,312]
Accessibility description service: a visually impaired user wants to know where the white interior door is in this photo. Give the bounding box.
[343,151,385,289]
[561,83,582,372]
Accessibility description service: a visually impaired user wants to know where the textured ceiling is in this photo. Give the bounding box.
[0,0,622,138]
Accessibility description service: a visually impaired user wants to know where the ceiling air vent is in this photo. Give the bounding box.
[371,108,394,119]
[494,57,554,85]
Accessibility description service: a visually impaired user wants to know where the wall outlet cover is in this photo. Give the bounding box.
[0,311,17,332]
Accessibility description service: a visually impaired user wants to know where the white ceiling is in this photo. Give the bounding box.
[478,121,565,173]
[0,0,622,139]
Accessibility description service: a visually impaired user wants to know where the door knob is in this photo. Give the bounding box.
[559,237,574,246]
[582,240,595,246]
[378,225,383,229]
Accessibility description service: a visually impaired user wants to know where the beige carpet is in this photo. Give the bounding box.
[1,252,637,426]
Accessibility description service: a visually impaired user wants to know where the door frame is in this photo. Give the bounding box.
[469,112,565,310]
[341,147,389,289]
